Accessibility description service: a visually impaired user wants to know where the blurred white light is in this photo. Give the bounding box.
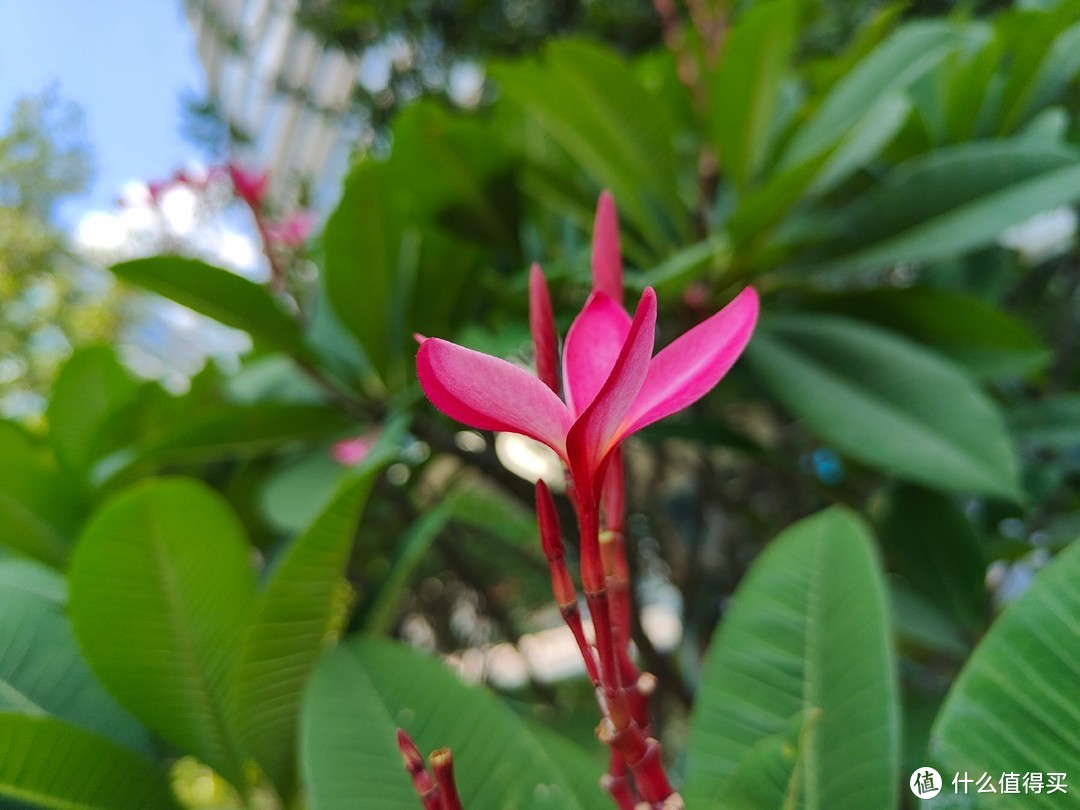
[494,432,564,488]
[1000,207,1077,264]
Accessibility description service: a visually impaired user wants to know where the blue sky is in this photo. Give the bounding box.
[0,0,205,229]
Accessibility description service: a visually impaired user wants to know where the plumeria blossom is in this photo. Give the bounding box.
[416,235,757,506]
[263,211,315,250]
[416,193,757,808]
[227,163,270,210]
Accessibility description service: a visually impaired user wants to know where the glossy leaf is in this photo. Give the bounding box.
[813,287,1049,379]
[69,478,254,785]
[0,422,84,568]
[357,502,454,634]
[822,141,1080,274]
[230,460,386,793]
[879,485,988,635]
[301,635,607,809]
[0,588,151,754]
[0,557,66,605]
[747,314,1021,499]
[46,346,137,473]
[710,0,799,188]
[495,39,689,252]
[930,539,1080,805]
[0,712,177,809]
[135,403,353,464]
[781,20,961,166]
[1008,394,1080,450]
[323,161,404,385]
[684,508,898,809]
[111,256,309,358]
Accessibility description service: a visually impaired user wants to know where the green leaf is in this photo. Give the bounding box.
[301,636,607,809]
[495,39,690,253]
[357,502,454,634]
[47,346,137,473]
[0,712,178,809]
[879,485,989,635]
[1008,394,1080,450]
[782,21,962,166]
[0,557,66,604]
[323,162,405,386]
[723,712,812,810]
[812,287,1049,379]
[746,314,1021,499]
[930,539,1080,805]
[821,140,1080,274]
[710,0,799,189]
[230,460,387,792]
[111,257,309,358]
[0,422,85,568]
[684,508,898,809]
[69,478,254,785]
[0,588,151,755]
[135,404,352,464]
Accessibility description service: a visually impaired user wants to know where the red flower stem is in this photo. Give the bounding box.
[536,482,600,685]
[598,723,678,807]
[396,729,441,810]
[601,750,637,809]
[600,451,633,655]
[429,748,464,810]
[579,493,634,732]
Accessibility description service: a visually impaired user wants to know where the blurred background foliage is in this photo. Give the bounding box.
[3,0,1080,807]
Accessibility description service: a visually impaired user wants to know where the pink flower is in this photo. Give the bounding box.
[263,211,315,249]
[332,433,377,466]
[227,163,270,210]
[416,195,759,500]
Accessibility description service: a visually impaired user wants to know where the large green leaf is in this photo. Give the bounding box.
[111,257,309,358]
[323,161,406,386]
[301,636,607,809]
[821,141,1080,274]
[0,557,66,604]
[132,404,352,464]
[69,478,254,785]
[812,287,1049,380]
[710,0,799,189]
[781,21,961,166]
[0,712,177,809]
[46,346,137,474]
[879,485,988,636]
[356,502,454,634]
[323,105,507,389]
[495,39,690,252]
[930,539,1080,806]
[0,588,150,754]
[230,460,387,793]
[683,508,898,809]
[0,422,85,568]
[1008,394,1080,450]
[746,314,1021,499]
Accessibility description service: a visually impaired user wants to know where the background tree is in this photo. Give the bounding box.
[0,88,117,423]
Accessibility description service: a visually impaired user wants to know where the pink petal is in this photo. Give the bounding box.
[417,339,572,458]
[620,287,759,437]
[332,434,376,466]
[562,292,632,416]
[566,288,657,489]
[529,263,560,394]
[591,191,623,306]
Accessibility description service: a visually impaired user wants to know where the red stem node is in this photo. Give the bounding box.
[429,747,464,810]
[601,749,637,810]
[598,724,675,806]
[396,729,440,810]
